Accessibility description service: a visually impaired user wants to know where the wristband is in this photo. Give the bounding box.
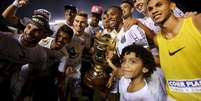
[12,0,22,7]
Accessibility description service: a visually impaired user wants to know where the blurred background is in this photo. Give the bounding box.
[0,0,200,22]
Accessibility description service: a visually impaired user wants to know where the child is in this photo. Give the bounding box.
[111,44,166,101]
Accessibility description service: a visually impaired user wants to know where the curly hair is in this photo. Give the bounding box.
[120,44,156,78]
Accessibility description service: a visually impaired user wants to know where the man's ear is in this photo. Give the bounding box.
[64,11,68,18]
[170,2,176,11]
[142,67,149,73]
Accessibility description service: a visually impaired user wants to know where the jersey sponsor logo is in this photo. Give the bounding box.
[169,47,185,56]
[67,47,79,59]
[168,79,201,93]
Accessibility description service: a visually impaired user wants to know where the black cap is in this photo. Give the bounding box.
[64,5,77,13]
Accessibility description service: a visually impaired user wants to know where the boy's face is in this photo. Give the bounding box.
[54,30,71,50]
[147,0,172,24]
[120,3,133,19]
[73,15,88,33]
[121,52,148,79]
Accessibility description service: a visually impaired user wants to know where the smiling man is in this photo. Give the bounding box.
[146,0,201,100]
[0,7,52,101]
[0,0,56,100]
[64,12,92,101]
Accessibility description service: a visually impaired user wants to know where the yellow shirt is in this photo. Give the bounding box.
[157,17,201,101]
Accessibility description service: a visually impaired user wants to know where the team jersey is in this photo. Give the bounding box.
[157,17,201,101]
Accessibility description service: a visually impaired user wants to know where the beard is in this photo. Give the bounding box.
[20,34,39,47]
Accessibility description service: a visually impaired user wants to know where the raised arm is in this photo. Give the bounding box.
[137,20,158,46]
[123,18,158,46]
[2,0,29,25]
[137,20,155,39]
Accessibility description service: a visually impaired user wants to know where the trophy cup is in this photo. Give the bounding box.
[84,34,115,91]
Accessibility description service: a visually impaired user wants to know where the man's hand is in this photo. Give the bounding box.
[112,68,123,78]
[13,0,29,7]
[106,68,123,88]
[106,75,114,88]
[123,18,139,31]
[89,47,95,55]
[65,66,77,77]
[95,31,102,39]
[184,11,197,18]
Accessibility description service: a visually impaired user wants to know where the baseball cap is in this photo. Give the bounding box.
[91,5,103,15]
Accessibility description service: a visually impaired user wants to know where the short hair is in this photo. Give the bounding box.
[76,12,88,19]
[120,44,156,78]
[108,6,123,16]
[58,24,74,39]
[121,0,133,7]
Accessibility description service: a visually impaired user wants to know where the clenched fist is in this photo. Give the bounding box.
[13,0,29,7]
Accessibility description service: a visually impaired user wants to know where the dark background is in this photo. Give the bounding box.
[0,0,200,21]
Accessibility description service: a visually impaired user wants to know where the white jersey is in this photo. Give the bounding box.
[119,77,155,101]
[116,25,149,56]
[173,7,184,17]
[65,32,91,79]
[65,33,88,66]
[118,68,167,101]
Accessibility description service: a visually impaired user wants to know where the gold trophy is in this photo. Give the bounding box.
[84,34,116,92]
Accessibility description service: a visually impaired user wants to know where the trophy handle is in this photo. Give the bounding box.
[106,58,117,70]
